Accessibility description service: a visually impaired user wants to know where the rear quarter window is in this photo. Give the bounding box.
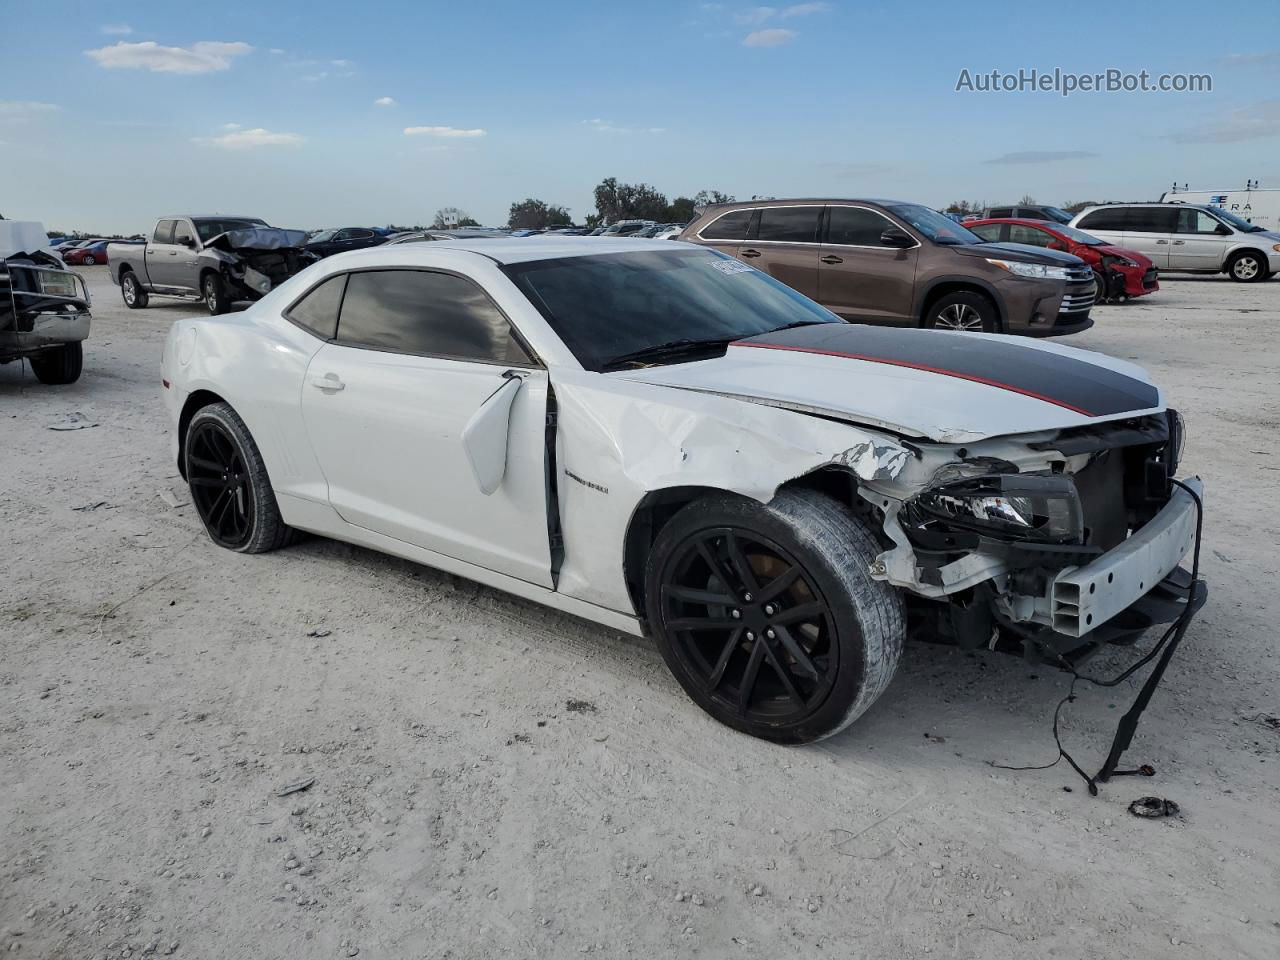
[700,209,754,241]
[286,274,347,340]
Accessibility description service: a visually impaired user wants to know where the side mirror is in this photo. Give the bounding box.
[181,237,196,248]
[1215,224,1232,236]
[880,228,915,248]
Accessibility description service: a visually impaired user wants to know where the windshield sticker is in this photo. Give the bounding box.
[710,259,755,276]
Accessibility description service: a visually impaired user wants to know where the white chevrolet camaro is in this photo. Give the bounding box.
[162,238,1203,743]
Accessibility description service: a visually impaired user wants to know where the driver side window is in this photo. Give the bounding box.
[1008,225,1053,247]
[1175,210,1222,234]
[173,221,194,246]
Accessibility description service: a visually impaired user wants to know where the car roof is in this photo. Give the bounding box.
[161,215,267,221]
[327,236,691,266]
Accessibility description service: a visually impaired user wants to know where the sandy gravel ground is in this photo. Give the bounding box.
[2,267,1278,960]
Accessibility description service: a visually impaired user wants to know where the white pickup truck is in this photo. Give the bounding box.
[1,220,91,384]
[108,215,314,315]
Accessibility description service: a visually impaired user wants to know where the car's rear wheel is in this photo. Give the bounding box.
[121,271,148,309]
[1227,250,1267,282]
[29,342,83,385]
[185,402,295,553]
[926,290,1000,333]
[82,254,96,266]
[203,273,233,315]
[645,489,905,743]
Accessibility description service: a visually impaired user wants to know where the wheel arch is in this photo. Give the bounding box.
[918,277,1005,329]
[1227,246,1269,272]
[620,467,876,623]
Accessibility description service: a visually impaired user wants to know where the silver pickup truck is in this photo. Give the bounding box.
[108,215,315,315]
[1,220,91,385]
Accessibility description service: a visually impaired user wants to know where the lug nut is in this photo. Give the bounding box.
[763,604,775,615]
[730,609,741,619]
[765,628,775,639]
[746,631,755,641]
[743,593,754,602]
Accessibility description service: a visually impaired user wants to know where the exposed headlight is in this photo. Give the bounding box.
[906,473,1084,543]
[986,258,1071,281]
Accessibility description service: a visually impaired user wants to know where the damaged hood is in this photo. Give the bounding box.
[204,227,309,253]
[617,324,1163,444]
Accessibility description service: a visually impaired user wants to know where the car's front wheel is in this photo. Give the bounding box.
[185,402,295,553]
[29,342,83,385]
[645,489,905,743]
[202,273,233,315]
[1227,250,1267,282]
[925,290,1000,333]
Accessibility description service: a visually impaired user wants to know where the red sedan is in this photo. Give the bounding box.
[967,218,1158,303]
[63,241,111,266]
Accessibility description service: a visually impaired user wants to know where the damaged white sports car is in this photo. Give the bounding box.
[161,239,1204,744]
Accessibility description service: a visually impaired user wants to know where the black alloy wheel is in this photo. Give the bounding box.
[187,419,255,549]
[658,526,840,724]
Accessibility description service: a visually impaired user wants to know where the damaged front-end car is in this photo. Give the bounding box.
[202,227,317,303]
[1,220,92,385]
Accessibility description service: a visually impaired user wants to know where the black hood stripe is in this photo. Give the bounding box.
[733,325,1159,418]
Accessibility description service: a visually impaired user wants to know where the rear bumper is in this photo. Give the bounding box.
[1049,477,1202,637]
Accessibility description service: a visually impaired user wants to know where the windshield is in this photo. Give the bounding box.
[885,203,982,245]
[1211,207,1263,233]
[1052,223,1104,245]
[1042,206,1073,223]
[194,218,267,242]
[504,248,842,371]
[308,229,338,243]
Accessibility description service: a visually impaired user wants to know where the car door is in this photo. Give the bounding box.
[738,205,822,300]
[299,267,552,587]
[167,219,202,290]
[1117,207,1177,269]
[145,219,186,287]
[1172,208,1231,271]
[817,204,919,324]
[1007,223,1057,251]
[968,222,1007,244]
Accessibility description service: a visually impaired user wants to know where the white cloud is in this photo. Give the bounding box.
[195,127,304,149]
[743,28,796,46]
[374,96,396,107]
[583,118,665,134]
[1221,51,1280,67]
[984,150,1099,165]
[1170,100,1280,143]
[330,59,353,67]
[780,2,831,16]
[0,100,60,115]
[269,48,285,55]
[404,125,487,138]
[735,6,776,24]
[222,122,241,129]
[100,23,132,35]
[85,40,252,74]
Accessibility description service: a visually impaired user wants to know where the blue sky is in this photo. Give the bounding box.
[2,0,1278,233]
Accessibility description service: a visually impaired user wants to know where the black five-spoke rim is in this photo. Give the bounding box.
[188,422,253,548]
[660,527,839,722]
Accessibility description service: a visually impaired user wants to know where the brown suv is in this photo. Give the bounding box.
[680,199,1095,335]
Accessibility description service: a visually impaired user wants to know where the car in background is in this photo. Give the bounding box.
[304,227,390,259]
[967,218,1158,303]
[652,224,685,240]
[63,240,112,266]
[1070,202,1280,282]
[682,199,1095,335]
[599,220,655,237]
[388,229,510,244]
[982,204,1073,224]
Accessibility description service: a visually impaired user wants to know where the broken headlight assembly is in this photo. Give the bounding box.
[905,473,1084,544]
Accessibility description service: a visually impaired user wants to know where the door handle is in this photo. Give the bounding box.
[820,255,844,264]
[1155,239,1169,244]
[740,248,761,258]
[1172,240,1186,245]
[308,373,345,392]
[168,251,178,256]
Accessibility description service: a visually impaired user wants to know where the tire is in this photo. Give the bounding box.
[644,489,905,744]
[120,271,149,309]
[925,290,1000,333]
[1227,250,1267,283]
[82,254,96,266]
[185,402,295,553]
[202,272,233,315]
[1092,270,1109,305]
[29,342,83,385]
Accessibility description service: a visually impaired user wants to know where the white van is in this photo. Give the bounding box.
[1161,187,1280,231]
[1069,202,1280,282]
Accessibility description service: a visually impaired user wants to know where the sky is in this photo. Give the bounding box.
[2,0,1279,234]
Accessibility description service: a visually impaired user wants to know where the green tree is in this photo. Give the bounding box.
[508,198,572,229]
[693,189,734,210]
[432,207,480,229]
[665,197,697,222]
[593,177,669,223]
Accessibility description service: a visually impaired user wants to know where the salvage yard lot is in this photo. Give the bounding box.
[2,267,1278,959]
